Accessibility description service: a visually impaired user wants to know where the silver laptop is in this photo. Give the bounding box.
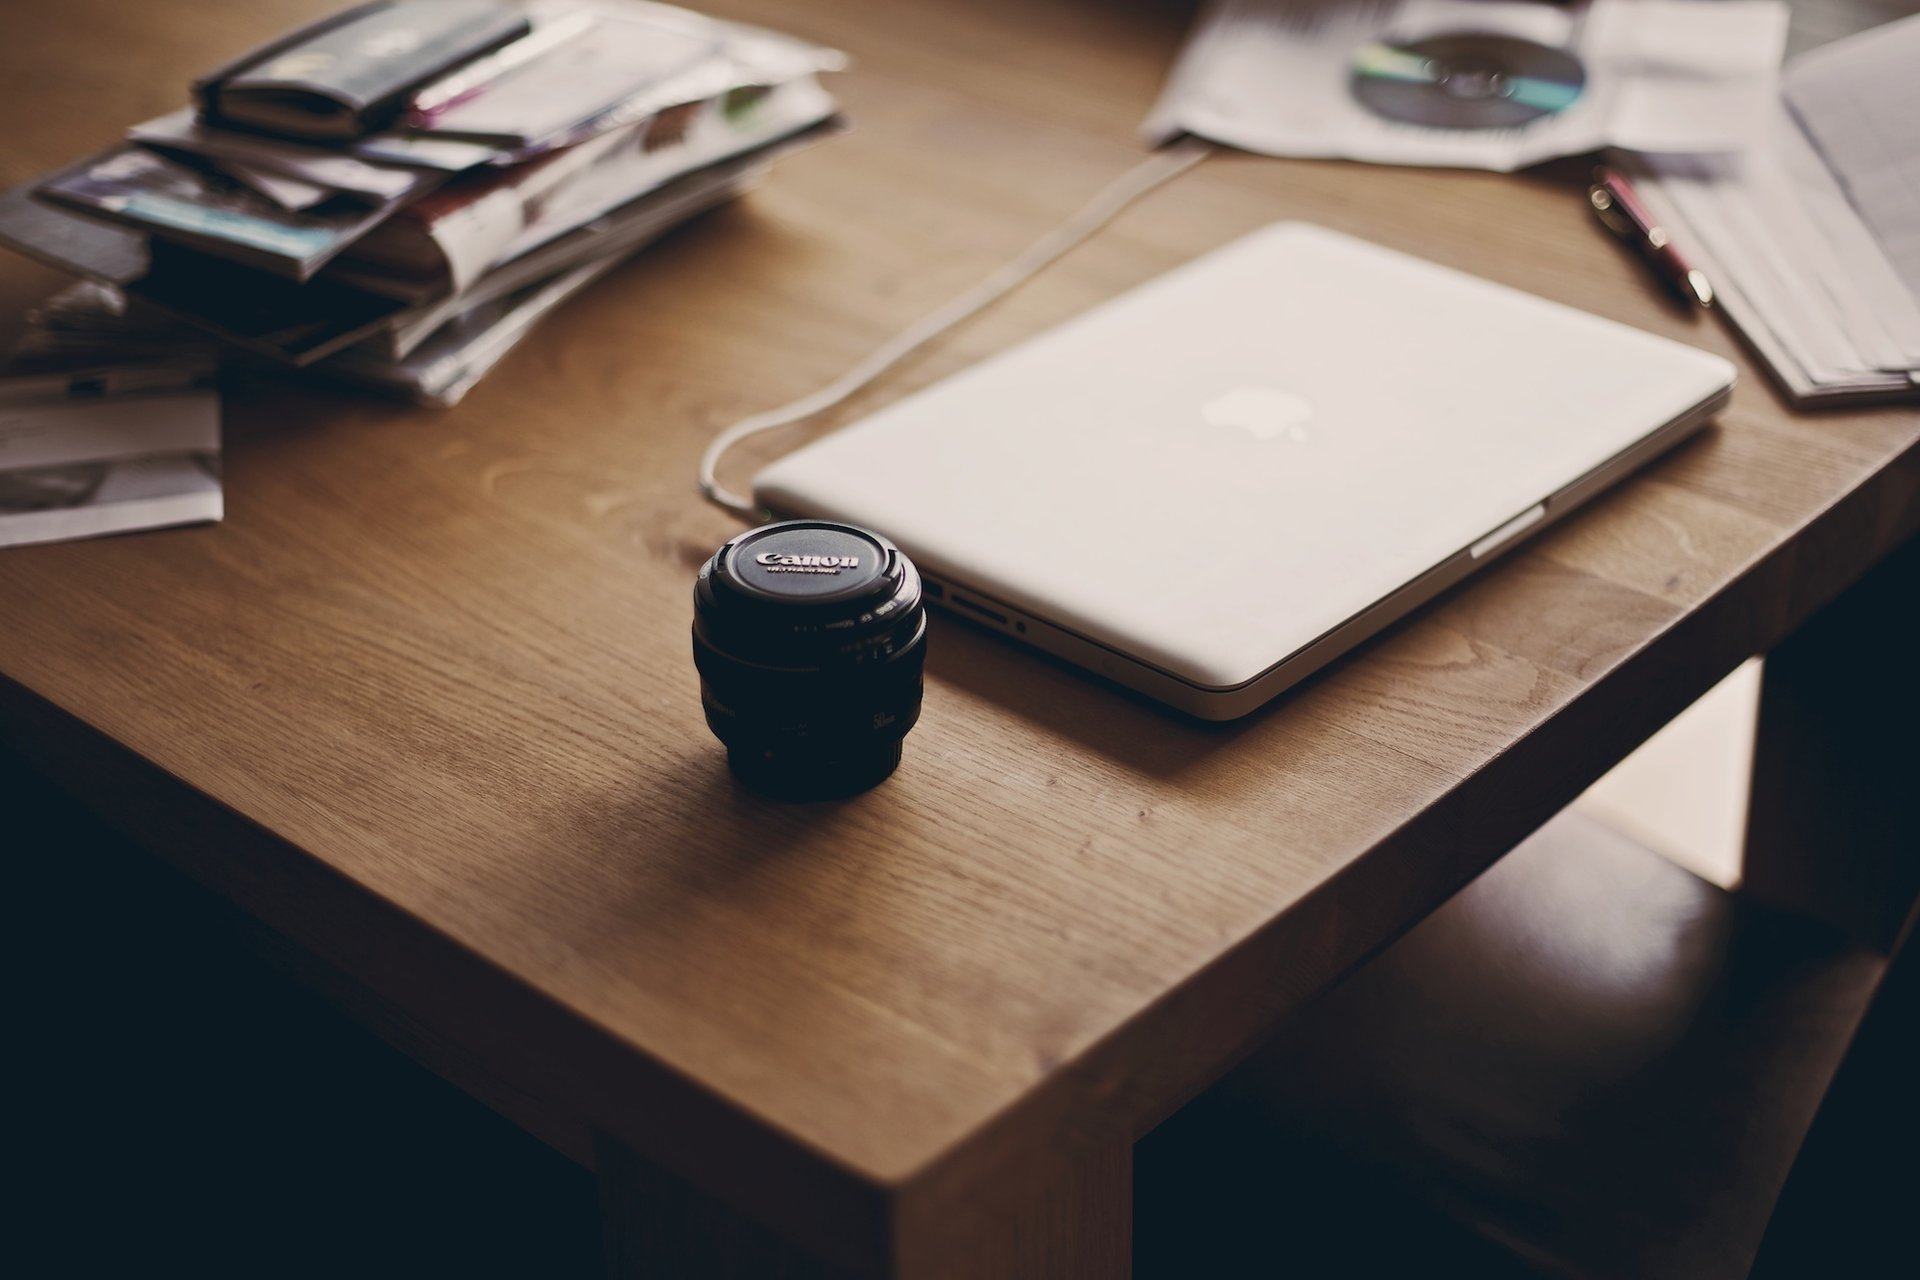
[755,223,1734,719]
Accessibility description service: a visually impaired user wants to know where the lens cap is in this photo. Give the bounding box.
[722,522,889,603]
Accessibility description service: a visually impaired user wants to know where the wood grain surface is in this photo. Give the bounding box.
[1,0,1916,1274]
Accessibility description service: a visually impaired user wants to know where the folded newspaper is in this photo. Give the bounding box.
[1146,0,1789,172]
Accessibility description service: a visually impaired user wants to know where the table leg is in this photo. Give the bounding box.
[597,1135,849,1278]
[596,1132,1132,1279]
[892,1138,1132,1280]
[1743,537,1919,951]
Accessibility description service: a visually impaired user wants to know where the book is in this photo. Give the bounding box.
[36,147,397,281]
[0,187,410,365]
[129,108,447,204]
[194,0,530,141]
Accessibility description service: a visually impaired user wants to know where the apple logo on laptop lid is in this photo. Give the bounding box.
[1202,386,1314,442]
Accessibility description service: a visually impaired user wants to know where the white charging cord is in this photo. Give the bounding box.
[696,137,1216,521]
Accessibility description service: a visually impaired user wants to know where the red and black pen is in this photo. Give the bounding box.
[1588,166,1715,310]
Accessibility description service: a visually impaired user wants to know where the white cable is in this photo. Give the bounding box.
[697,138,1216,520]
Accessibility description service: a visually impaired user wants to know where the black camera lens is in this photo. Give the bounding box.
[692,520,927,799]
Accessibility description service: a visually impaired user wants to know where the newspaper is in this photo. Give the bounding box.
[1146,0,1790,172]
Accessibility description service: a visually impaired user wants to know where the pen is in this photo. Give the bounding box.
[1587,166,1714,310]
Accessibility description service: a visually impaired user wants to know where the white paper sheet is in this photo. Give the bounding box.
[1784,15,1920,304]
[1145,0,1789,172]
[0,384,221,548]
[1635,17,1920,406]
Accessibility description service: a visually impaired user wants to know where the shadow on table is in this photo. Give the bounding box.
[920,612,1257,774]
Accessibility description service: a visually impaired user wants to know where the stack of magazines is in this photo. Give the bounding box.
[0,0,843,404]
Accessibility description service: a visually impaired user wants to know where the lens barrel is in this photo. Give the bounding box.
[692,520,927,799]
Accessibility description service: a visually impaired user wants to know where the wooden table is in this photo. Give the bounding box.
[3,1,1915,1275]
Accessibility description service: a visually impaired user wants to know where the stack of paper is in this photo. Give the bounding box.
[0,359,221,548]
[0,0,842,404]
[1634,17,1920,405]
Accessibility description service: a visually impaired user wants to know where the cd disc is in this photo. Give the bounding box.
[1350,33,1585,130]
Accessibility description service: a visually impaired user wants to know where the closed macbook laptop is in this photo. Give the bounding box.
[755,222,1735,719]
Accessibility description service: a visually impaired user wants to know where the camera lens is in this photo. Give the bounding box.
[692,520,927,799]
